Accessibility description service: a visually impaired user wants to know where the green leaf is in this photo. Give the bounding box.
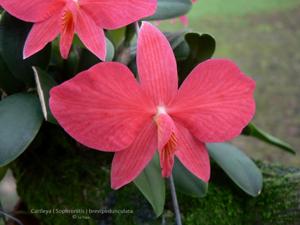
[172,158,208,198]
[74,36,115,61]
[0,93,43,166]
[134,154,165,217]
[165,32,190,60]
[107,27,126,48]
[0,54,24,94]
[0,12,51,87]
[76,38,115,73]
[207,143,263,197]
[173,40,190,61]
[178,32,216,83]
[77,49,99,73]
[33,67,57,124]
[115,24,136,64]
[147,0,192,20]
[242,123,295,154]
[106,38,115,62]
[165,32,186,49]
[0,166,8,181]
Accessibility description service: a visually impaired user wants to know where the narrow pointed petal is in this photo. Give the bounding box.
[111,121,157,189]
[23,15,60,59]
[170,59,256,143]
[59,10,75,59]
[0,0,65,22]
[76,10,106,61]
[50,62,153,151]
[156,113,177,177]
[137,22,178,105]
[156,113,175,150]
[175,122,210,182]
[80,0,157,29]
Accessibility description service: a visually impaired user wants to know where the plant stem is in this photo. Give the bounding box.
[169,174,183,225]
[0,210,24,225]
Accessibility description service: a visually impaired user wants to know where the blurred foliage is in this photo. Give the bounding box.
[11,130,300,224]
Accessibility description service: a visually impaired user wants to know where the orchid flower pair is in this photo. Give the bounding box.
[0,0,156,60]
[1,0,255,189]
[49,22,255,189]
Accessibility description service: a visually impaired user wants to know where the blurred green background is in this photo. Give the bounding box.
[160,0,300,166]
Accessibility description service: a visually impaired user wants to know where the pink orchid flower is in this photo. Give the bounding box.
[49,22,255,189]
[0,0,157,60]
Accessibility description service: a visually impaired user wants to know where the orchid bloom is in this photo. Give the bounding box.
[0,0,157,60]
[49,22,255,189]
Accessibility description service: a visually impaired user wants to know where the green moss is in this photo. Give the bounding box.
[180,184,243,225]
[12,125,113,225]
[243,163,300,225]
[11,125,300,225]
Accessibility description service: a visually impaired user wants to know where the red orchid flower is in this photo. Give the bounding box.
[0,0,157,60]
[49,22,255,189]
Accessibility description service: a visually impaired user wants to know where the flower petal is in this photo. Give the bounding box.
[0,0,65,22]
[156,113,177,177]
[170,59,256,142]
[111,121,157,189]
[50,62,153,151]
[175,121,210,182]
[76,9,106,61]
[23,15,60,59]
[59,9,75,59]
[79,0,157,29]
[137,22,178,105]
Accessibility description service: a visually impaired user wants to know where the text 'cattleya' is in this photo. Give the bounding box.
[50,22,255,189]
[0,0,157,60]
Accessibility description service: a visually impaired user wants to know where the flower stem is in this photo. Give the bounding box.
[0,210,24,225]
[169,174,183,225]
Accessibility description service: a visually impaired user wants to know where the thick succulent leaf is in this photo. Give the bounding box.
[114,25,136,64]
[147,0,192,20]
[165,32,189,60]
[76,38,115,73]
[242,123,295,154]
[173,40,190,61]
[172,157,208,198]
[207,143,263,197]
[33,67,57,124]
[178,32,216,83]
[0,93,43,166]
[134,154,165,217]
[0,166,8,181]
[107,27,126,48]
[105,38,115,61]
[0,54,24,94]
[0,12,51,87]
[165,32,186,49]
